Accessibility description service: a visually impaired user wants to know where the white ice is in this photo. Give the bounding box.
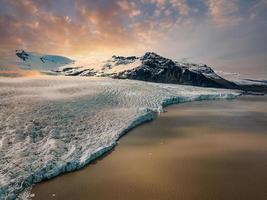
[0,76,241,199]
[216,70,267,86]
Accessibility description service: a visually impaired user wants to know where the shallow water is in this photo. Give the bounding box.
[32,96,267,200]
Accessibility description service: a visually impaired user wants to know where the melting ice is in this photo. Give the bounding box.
[0,76,241,199]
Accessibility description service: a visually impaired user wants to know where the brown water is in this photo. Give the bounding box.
[32,96,267,200]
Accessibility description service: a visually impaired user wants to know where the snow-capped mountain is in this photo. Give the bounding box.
[15,50,74,71]
[14,50,267,93]
[217,71,267,93]
[56,52,239,89]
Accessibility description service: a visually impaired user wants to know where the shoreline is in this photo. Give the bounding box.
[20,93,240,199]
[18,93,239,199]
[0,76,242,199]
[31,95,267,200]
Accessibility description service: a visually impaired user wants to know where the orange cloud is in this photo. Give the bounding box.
[0,0,191,59]
[206,0,242,26]
[117,1,141,17]
[1,0,259,62]
[0,0,146,58]
[170,0,189,16]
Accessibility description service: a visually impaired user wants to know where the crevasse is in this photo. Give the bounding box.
[0,76,241,199]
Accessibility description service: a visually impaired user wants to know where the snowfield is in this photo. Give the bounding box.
[0,76,241,199]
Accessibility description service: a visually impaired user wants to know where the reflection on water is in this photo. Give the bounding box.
[32,96,267,200]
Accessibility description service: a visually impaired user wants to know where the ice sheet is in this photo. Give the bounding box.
[0,76,241,199]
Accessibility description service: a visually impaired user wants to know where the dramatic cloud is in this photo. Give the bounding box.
[0,0,266,77]
[205,0,242,26]
[0,0,144,57]
[0,0,193,58]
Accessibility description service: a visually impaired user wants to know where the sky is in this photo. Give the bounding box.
[0,0,266,78]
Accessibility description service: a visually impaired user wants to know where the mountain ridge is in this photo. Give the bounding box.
[14,50,267,93]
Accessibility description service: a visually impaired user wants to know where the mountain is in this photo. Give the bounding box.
[15,50,74,71]
[217,71,267,93]
[57,52,239,89]
[15,50,267,93]
[112,53,239,89]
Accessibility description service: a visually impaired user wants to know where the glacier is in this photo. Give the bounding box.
[0,76,241,199]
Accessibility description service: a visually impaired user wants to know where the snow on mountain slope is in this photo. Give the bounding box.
[100,56,142,75]
[217,71,267,94]
[55,55,142,76]
[0,76,241,199]
[58,52,239,89]
[15,50,74,71]
[7,50,266,92]
[217,71,267,86]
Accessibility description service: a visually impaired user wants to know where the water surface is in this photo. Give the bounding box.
[32,96,267,200]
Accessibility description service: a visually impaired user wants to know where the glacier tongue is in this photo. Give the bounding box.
[0,76,241,199]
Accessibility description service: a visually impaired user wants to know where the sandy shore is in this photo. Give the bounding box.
[32,96,267,200]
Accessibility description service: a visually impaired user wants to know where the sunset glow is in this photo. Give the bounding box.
[1,1,267,199]
[0,0,267,77]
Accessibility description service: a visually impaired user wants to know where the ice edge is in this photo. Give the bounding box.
[8,93,240,200]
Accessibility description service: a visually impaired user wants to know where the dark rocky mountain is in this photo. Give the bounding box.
[15,50,266,93]
[110,52,239,89]
[15,50,29,61]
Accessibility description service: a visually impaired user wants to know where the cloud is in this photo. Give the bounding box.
[170,0,189,16]
[147,0,189,16]
[117,0,141,17]
[0,0,146,58]
[249,0,267,20]
[0,0,266,79]
[0,0,193,58]
[205,0,242,26]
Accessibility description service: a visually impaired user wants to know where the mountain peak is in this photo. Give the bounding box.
[141,52,163,60]
[15,49,29,61]
[111,55,138,61]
